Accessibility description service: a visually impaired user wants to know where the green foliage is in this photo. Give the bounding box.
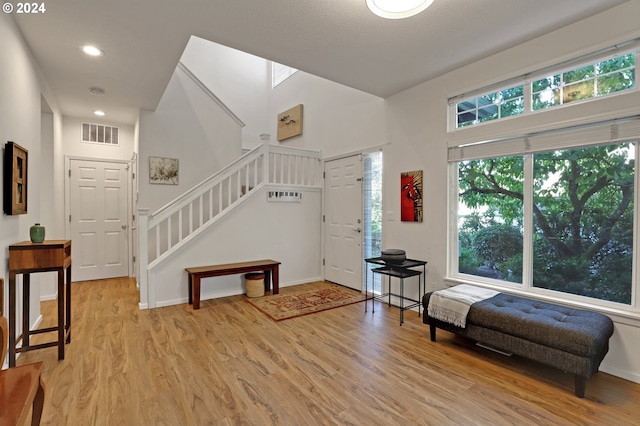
[598,70,635,95]
[501,98,524,118]
[459,157,524,225]
[458,143,635,304]
[472,224,522,267]
[458,247,483,275]
[563,65,594,84]
[500,252,523,283]
[533,75,561,92]
[598,53,635,74]
[532,53,635,110]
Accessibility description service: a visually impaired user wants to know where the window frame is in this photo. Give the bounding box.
[447,120,640,317]
[531,52,636,111]
[450,48,638,130]
[455,85,525,128]
[272,62,298,88]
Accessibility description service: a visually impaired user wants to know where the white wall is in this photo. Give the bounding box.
[267,70,386,158]
[382,1,640,383]
[0,14,63,348]
[179,35,387,157]
[61,116,135,162]
[140,38,386,308]
[149,188,322,306]
[138,67,243,212]
[179,36,270,150]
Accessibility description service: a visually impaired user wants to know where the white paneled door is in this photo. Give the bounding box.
[69,159,129,281]
[324,155,363,290]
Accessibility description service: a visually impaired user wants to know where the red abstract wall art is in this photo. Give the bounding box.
[401,170,423,222]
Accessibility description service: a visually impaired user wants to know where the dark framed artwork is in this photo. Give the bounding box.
[3,141,28,215]
[401,170,423,222]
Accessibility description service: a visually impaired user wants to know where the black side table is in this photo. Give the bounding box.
[364,257,427,325]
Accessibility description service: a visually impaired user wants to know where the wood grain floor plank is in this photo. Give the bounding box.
[14,278,640,425]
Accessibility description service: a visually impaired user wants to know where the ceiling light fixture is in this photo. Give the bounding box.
[82,45,104,56]
[366,0,434,19]
[93,110,106,116]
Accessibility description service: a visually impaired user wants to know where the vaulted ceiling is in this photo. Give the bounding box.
[13,0,627,124]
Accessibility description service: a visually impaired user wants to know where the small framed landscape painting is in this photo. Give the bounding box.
[149,156,179,185]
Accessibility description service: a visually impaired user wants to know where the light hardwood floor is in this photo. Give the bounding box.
[15,278,640,425]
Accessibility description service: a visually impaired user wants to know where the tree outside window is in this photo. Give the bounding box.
[457,142,635,304]
[532,144,634,303]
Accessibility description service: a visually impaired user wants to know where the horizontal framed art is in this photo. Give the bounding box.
[149,156,179,185]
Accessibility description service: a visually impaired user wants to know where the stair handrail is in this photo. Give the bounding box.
[149,143,264,227]
[137,140,322,309]
[149,143,321,225]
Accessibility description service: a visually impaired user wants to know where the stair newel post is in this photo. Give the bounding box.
[137,208,151,309]
[260,133,271,184]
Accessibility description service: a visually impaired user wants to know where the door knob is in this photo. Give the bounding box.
[122,225,127,230]
[354,228,361,233]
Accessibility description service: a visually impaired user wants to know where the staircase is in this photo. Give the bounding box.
[137,138,322,309]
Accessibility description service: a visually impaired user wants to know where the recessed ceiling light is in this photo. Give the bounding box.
[82,45,104,56]
[93,110,106,116]
[366,0,434,19]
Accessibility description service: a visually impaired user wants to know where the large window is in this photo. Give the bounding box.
[453,48,637,129]
[458,156,524,282]
[453,135,637,307]
[532,144,635,303]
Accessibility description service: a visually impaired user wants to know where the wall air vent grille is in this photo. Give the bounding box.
[82,123,119,145]
[267,190,302,203]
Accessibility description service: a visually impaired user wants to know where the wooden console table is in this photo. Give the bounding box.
[186,259,280,310]
[8,240,72,367]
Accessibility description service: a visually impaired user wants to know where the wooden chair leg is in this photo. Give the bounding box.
[31,376,46,426]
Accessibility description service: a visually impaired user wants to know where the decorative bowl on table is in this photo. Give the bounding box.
[380,249,406,264]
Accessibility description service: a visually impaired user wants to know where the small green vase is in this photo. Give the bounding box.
[30,223,45,243]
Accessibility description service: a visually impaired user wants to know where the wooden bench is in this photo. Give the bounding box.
[186,260,281,310]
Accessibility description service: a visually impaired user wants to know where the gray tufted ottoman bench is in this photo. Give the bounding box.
[423,291,614,397]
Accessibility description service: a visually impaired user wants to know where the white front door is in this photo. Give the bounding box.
[69,159,129,281]
[324,155,363,290]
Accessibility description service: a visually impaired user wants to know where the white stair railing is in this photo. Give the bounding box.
[137,138,322,308]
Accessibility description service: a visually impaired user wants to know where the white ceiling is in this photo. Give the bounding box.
[14,0,627,125]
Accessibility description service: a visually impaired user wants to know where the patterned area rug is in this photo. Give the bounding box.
[246,282,366,321]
